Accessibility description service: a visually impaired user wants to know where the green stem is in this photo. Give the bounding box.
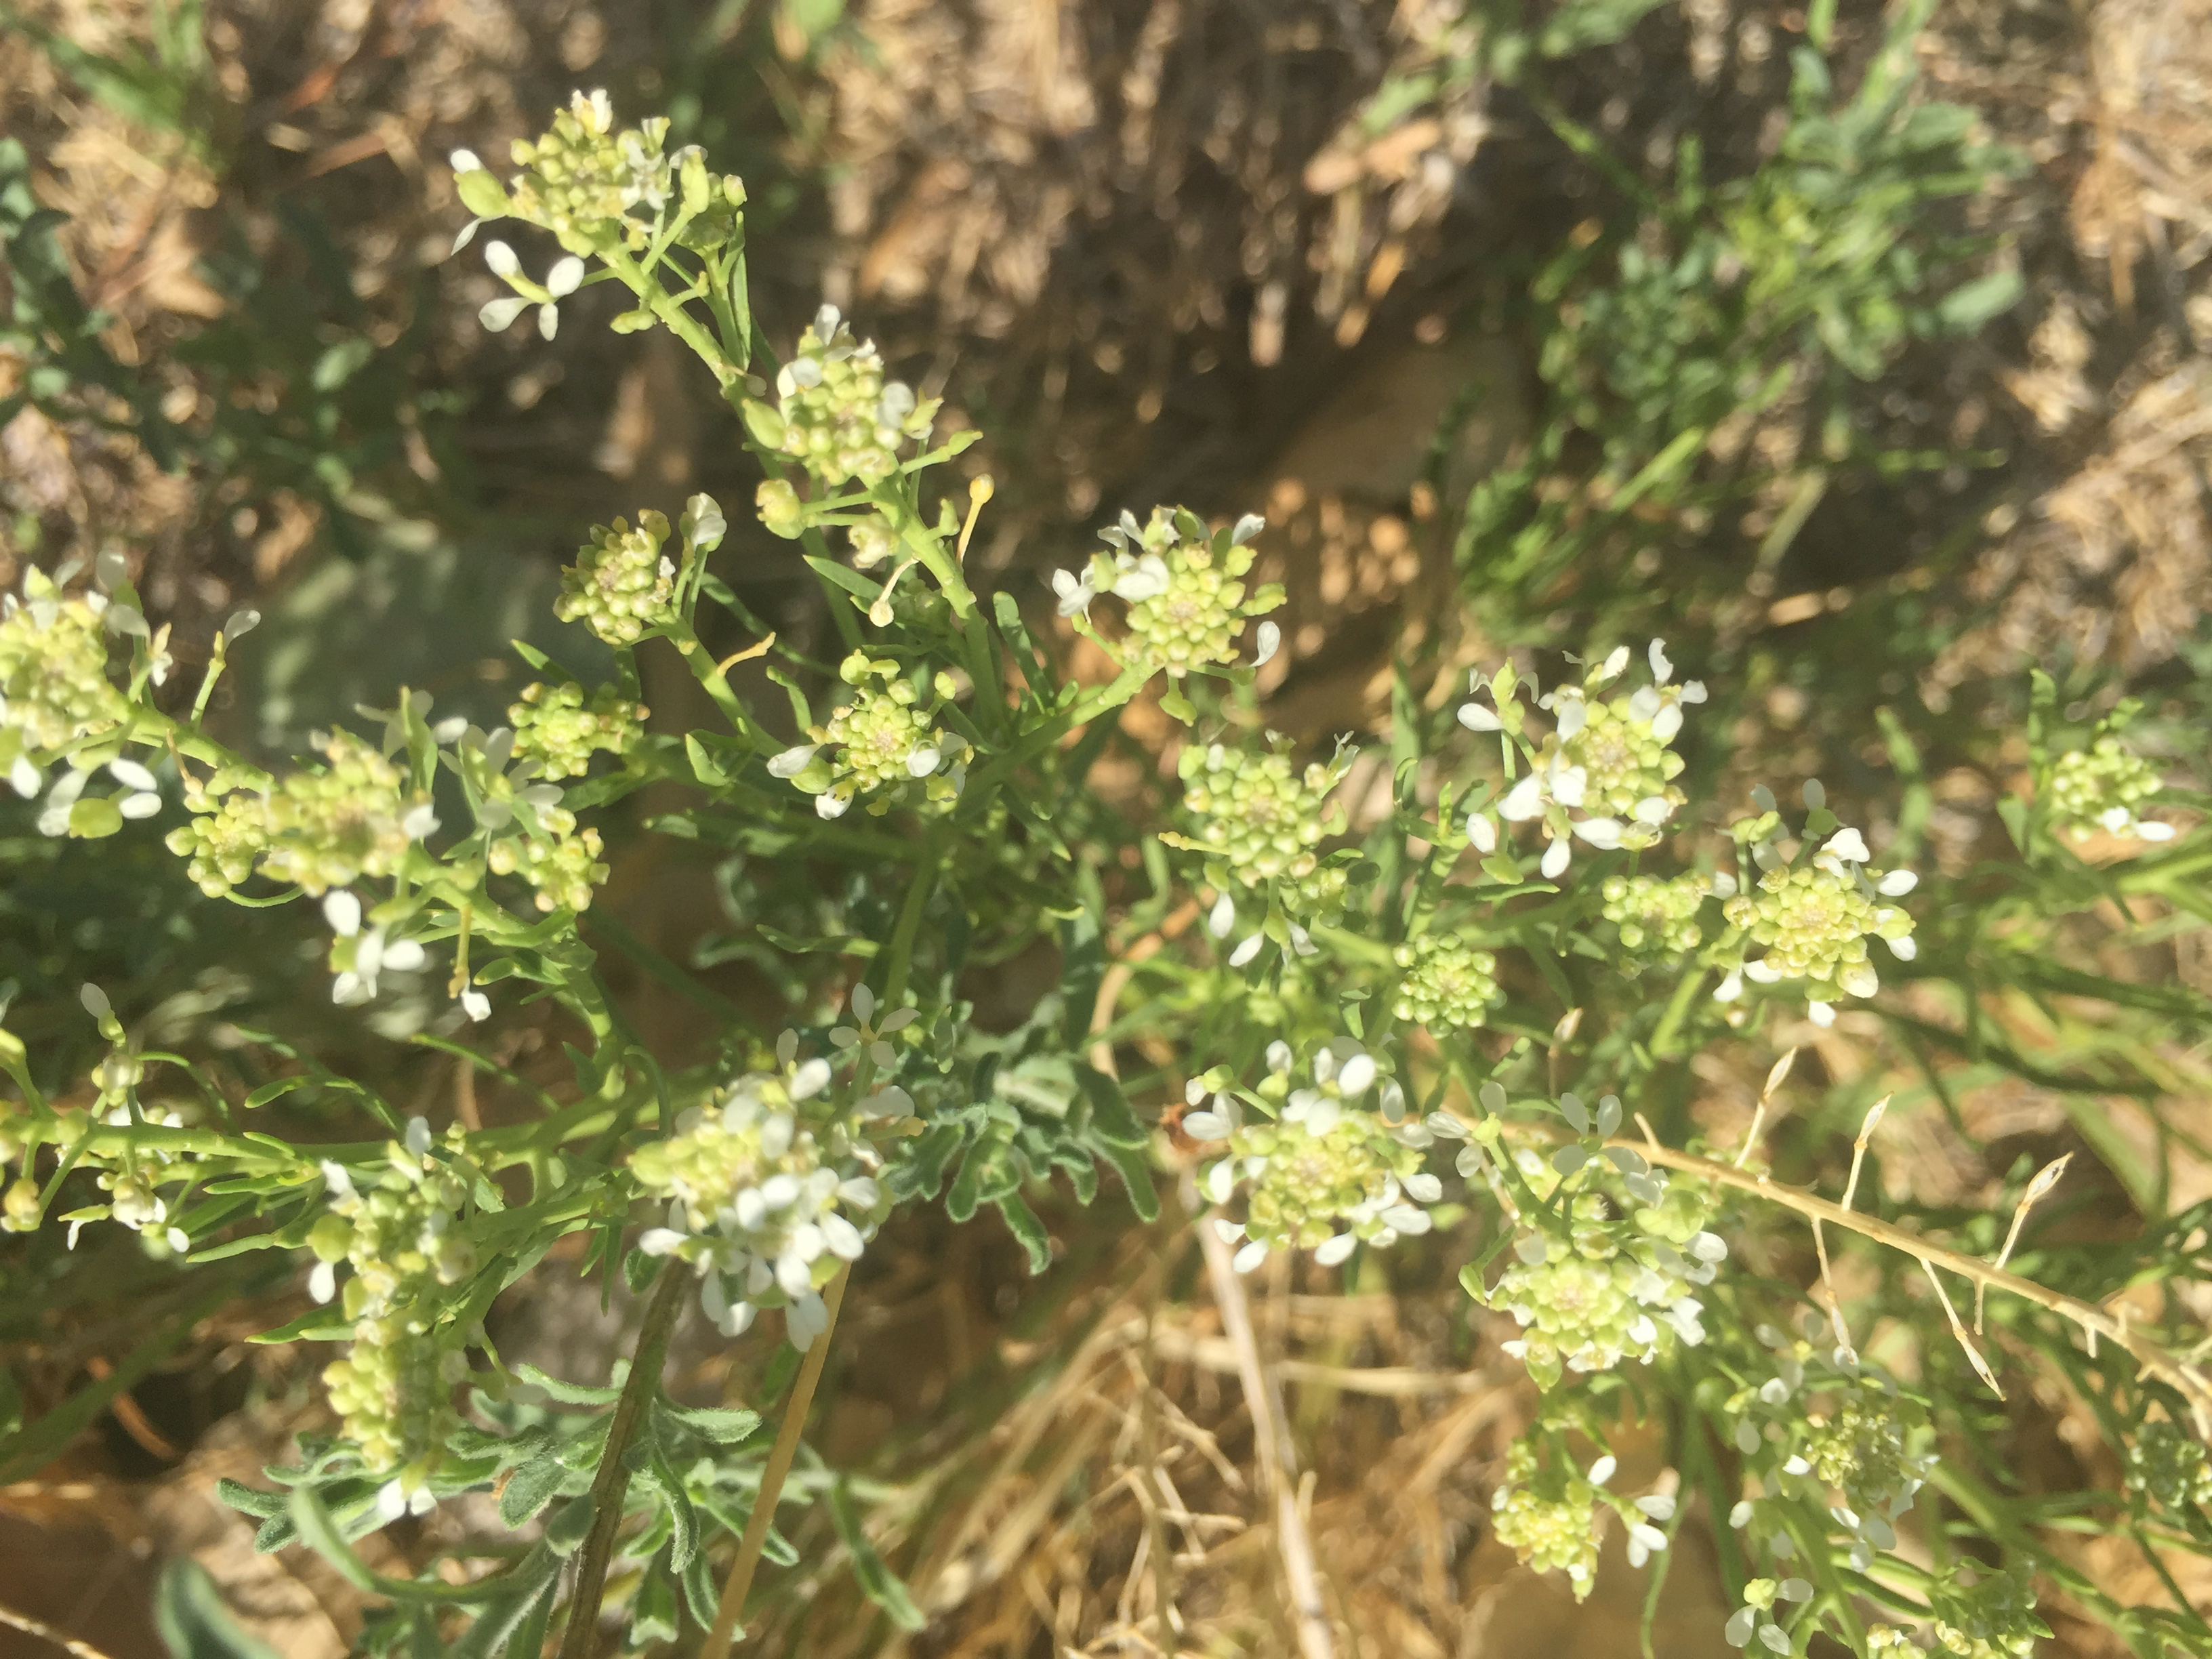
[554,1261,691,1659]
[662,616,770,741]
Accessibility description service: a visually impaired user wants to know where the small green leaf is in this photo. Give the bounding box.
[995,1191,1052,1275]
[498,1452,567,1528]
[828,1479,926,1631]
[154,1557,281,1659]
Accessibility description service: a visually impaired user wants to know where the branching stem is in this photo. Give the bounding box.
[555,1262,690,1659]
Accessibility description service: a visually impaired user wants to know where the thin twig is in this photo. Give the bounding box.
[0,1601,122,1659]
[1980,1154,2072,1336]
[1597,1134,2212,1431]
[556,1262,691,1659]
[1195,1212,1336,1659]
[702,1263,852,1657]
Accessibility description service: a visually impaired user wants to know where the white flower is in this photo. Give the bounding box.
[1052,567,1098,618]
[1253,619,1282,668]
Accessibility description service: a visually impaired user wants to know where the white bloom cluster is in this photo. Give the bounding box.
[1460,640,1704,879]
[632,1035,894,1347]
[1715,782,1918,1027]
[1051,507,1284,678]
[1193,1040,1439,1270]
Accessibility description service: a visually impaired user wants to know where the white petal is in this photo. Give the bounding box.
[1467,812,1497,853]
[1540,838,1572,879]
[1457,701,1502,732]
[2137,820,2177,841]
[1182,1111,1229,1141]
[1822,827,1871,865]
[1571,816,1623,848]
[1208,891,1236,937]
[1336,1053,1376,1097]
[1631,1523,1669,1553]
[1498,773,1545,822]
[785,1290,827,1349]
[377,1481,407,1523]
[10,757,40,797]
[388,940,432,974]
[478,295,529,331]
[1203,1161,1237,1204]
[1649,639,1672,681]
[546,255,586,298]
[790,1057,832,1101]
[1877,868,1919,896]
[119,791,162,819]
[639,1227,689,1255]
[1885,934,1916,960]
[1229,933,1264,967]
[1807,999,1836,1026]
[1589,1454,1617,1486]
[1599,645,1630,680]
[1253,620,1282,667]
[484,239,520,276]
[537,303,559,341]
[1313,1233,1357,1266]
[108,757,158,791]
[309,1261,337,1304]
[1232,1240,1269,1274]
[1650,701,1683,741]
[1404,1172,1442,1204]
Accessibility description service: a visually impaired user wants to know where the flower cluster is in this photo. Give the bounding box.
[312,1124,474,1500]
[0,569,129,795]
[769,653,964,820]
[168,733,434,898]
[762,305,936,491]
[487,810,607,913]
[555,512,677,646]
[1195,1041,1436,1269]
[491,90,676,250]
[1717,797,1917,1026]
[1477,1113,1723,1390]
[1723,1577,1814,1652]
[1391,930,1502,1030]
[2048,731,2173,842]
[1062,507,1284,679]
[1460,641,1704,879]
[508,681,648,780]
[1490,1443,1605,1597]
[1725,1328,1934,1574]
[1925,1564,2048,1658]
[1167,736,1355,956]
[1600,871,1708,955]
[2127,1417,2212,1518]
[632,1048,888,1348]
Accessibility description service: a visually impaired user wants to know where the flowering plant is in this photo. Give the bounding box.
[2,86,2209,1659]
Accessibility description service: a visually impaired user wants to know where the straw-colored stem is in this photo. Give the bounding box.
[1605,1134,2212,1431]
[701,1264,852,1657]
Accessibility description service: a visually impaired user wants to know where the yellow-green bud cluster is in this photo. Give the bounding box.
[168,733,429,898]
[556,512,676,646]
[1866,1629,1919,1656]
[773,653,961,820]
[1601,872,1707,954]
[2049,735,2169,840]
[1802,1385,1921,1507]
[771,308,935,490]
[1391,932,1502,1029]
[505,91,674,249]
[0,572,129,784]
[1490,1443,1602,1599]
[1924,1563,2046,1659]
[1723,863,1911,998]
[487,809,607,913]
[317,1136,474,1483]
[1088,508,1284,679]
[1229,1114,1424,1254]
[1168,737,1351,919]
[1486,1180,1719,1390]
[508,681,647,780]
[2127,1418,2212,1517]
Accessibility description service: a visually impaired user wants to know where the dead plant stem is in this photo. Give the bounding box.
[703,1263,853,1657]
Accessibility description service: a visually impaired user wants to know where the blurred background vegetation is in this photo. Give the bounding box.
[3,0,2211,1653]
